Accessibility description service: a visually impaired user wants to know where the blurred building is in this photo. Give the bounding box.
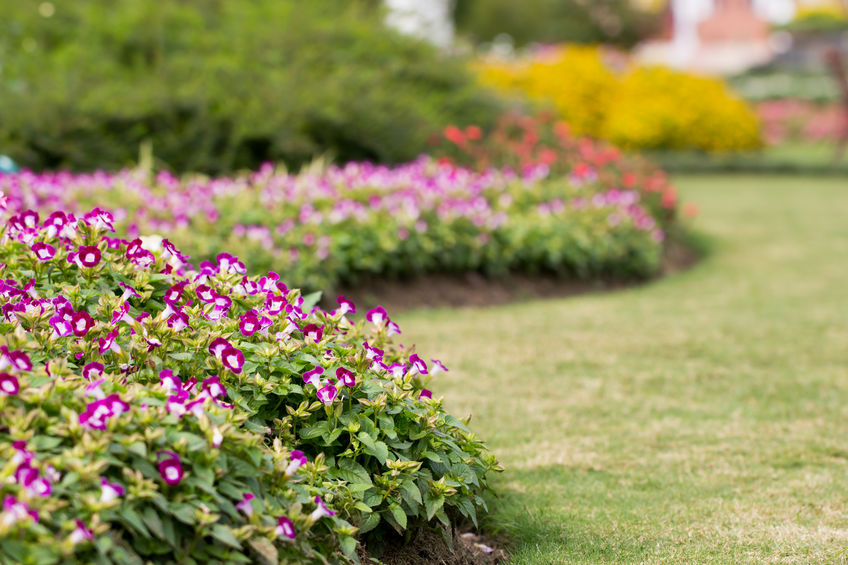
[385,0,454,48]
[633,0,848,74]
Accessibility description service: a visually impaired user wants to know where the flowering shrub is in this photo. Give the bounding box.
[756,100,848,145]
[434,111,681,229]
[2,158,667,293]
[0,206,501,561]
[477,45,763,152]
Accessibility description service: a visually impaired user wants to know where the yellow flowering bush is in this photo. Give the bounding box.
[477,45,762,152]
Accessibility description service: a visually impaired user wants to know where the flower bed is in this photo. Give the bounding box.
[1,156,668,294]
[0,207,501,562]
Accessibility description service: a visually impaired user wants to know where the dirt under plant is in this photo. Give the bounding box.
[332,237,701,314]
[360,528,507,565]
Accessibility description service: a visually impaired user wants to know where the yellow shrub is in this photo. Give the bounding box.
[477,45,762,152]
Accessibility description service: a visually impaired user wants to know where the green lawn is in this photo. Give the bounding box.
[397,175,848,564]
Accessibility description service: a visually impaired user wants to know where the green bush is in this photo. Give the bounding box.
[454,0,660,48]
[0,0,503,174]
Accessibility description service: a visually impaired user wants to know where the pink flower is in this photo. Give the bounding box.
[82,362,104,380]
[100,477,125,503]
[236,493,255,516]
[275,515,296,540]
[220,345,244,374]
[0,373,19,395]
[157,451,184,485]
[419,389,433,400]
[201,376,227,399]
[431,359,448,375]
[71,311,94,336]
[317,383,338,404]
[285,450,308,477]
[408,354,428,376]
[366,306,388,326]
[159,369,182,392]
[302,323,323,343]
[31,242,56,261]
[302,366,324,387]
[69,520,94,545]
[77,245,101,268]
[310,496,336,521]
[336,295,356,315]
[336,367,355,387]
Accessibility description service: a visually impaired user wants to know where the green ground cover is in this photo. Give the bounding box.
[397,175,848,563]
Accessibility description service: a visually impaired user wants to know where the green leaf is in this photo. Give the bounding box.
[388,503,408,530]
[336,459,372,485]
[424,494,444,522]
[301,291,323,312]
[400,480,423,505]
[358,512,380,534]
[119,507,150,538]
[210,525,242,549]
[141,506,166,541]
[168,352,194,361]
[339,536,357,558]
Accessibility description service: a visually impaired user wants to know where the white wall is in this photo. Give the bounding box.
[385,0,454,48]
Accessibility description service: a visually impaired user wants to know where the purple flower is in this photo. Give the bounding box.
[275,515,296,540]
[363,342,383,361]
[118,282,140,302]
[83,208,115,232]
[69,519,94,545]
[77,245,101,268]
[408,354,428,376]
[336,295,356,316]
[157,451,184,485]
[431,359,448,375]
[419,389,433,400]
[220,346,244,374]
[19,210,39,228]
[159,369,182,392]
[317,383,338,405]
[208,337,231,357]
[163,281,188,305]
[310,496,336,521]
[82,362,104,380]
[302,366,324,387]
[285,450,308,477]
[2,496,39,526]
[72,311,94,336]
[236,493,255,516]
[388,363,406,379]
[98,329,120,355]
[31,241,56,261]
[0,373,19,395]
[239,311,260,336]
[85,378,106,400]
[49,315,73,337]
[201,376,226,399]
[167,311,191,332]
[387,320,402,336]
[8,350,32,372]
[302,323,323,343]
[336,367,355,387]
[28,477,52,497]
[100,477,125,503]
[195,284,216,303]
[366,306,388,326]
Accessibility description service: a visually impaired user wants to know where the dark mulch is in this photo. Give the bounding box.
[331,237,701,314]
[359,527,507,565]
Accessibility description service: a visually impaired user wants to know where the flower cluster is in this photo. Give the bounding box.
[477,44,762,152]
[0,203,500,562]
[434,110,683,226]
[2,155,667,293]
[756,99,848,146]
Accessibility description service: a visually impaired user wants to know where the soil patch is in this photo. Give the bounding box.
[360,528,507,565]
[331,237,701,313]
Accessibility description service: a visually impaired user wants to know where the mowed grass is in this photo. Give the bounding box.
[396,175,848,564]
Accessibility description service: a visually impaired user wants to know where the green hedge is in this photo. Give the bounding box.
[0,0,503,174]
